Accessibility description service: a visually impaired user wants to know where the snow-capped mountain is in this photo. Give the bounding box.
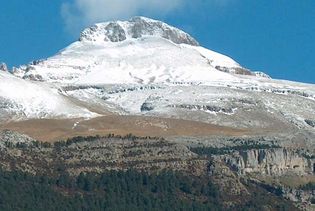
[14,16,262,85]
[1,16,315,210]
[1,17,315,147]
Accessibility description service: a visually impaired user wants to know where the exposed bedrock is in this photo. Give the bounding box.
[223,148,314,176]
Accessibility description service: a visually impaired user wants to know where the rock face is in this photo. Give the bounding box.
[80,16,199,46]
[305,119,315,128]
[254,71,272,79]
[0,133,208,176]
[224,148,311,175]
[104,22,127,42]
[0,63,8,72]
[168,104,235,114]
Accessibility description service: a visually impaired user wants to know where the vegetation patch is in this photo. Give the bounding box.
[191,142,279,156]
[300,182,315,191]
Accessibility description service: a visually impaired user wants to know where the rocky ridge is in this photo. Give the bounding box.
[80,16,199,46]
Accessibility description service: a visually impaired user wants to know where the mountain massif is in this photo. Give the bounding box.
[0,17,314,210]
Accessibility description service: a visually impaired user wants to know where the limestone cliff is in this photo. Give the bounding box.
[223,148,312,176]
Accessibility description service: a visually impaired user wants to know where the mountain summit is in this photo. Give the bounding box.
[79,16,199,46]
[14,17,263,84]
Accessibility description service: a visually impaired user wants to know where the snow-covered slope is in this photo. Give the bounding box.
[0,71,96,121]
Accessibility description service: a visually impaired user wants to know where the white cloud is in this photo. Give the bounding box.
[61,0,184,34]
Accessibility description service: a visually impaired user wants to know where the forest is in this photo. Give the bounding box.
[0,168,296,211]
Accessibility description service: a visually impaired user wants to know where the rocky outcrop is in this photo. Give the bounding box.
[129,17,199,45]
[215,66,271,78]
[0,63,8,72]
[140,94,162,112]
[80,16,199,46]
[169,104,235,114]
[22,73,44,81]
[254,71,271,79]
[104,22,127,42]
[215,66,253,75]
[0,133,208,176]
[141,102,154,112]
[305,119,315,128]
[215,147,315,209]
[224,148,311,176]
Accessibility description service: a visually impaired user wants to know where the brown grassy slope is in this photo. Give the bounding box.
[0,115,248,142]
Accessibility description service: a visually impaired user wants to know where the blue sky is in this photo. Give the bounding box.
[0,0,314,83]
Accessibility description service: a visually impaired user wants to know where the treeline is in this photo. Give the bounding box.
[4,133,166,150]
[191,143,278,156]
[300,182,315,191]
[56,133,165,147]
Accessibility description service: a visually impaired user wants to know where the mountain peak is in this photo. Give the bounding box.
[79,16,199,46]
[13,17,273,84]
